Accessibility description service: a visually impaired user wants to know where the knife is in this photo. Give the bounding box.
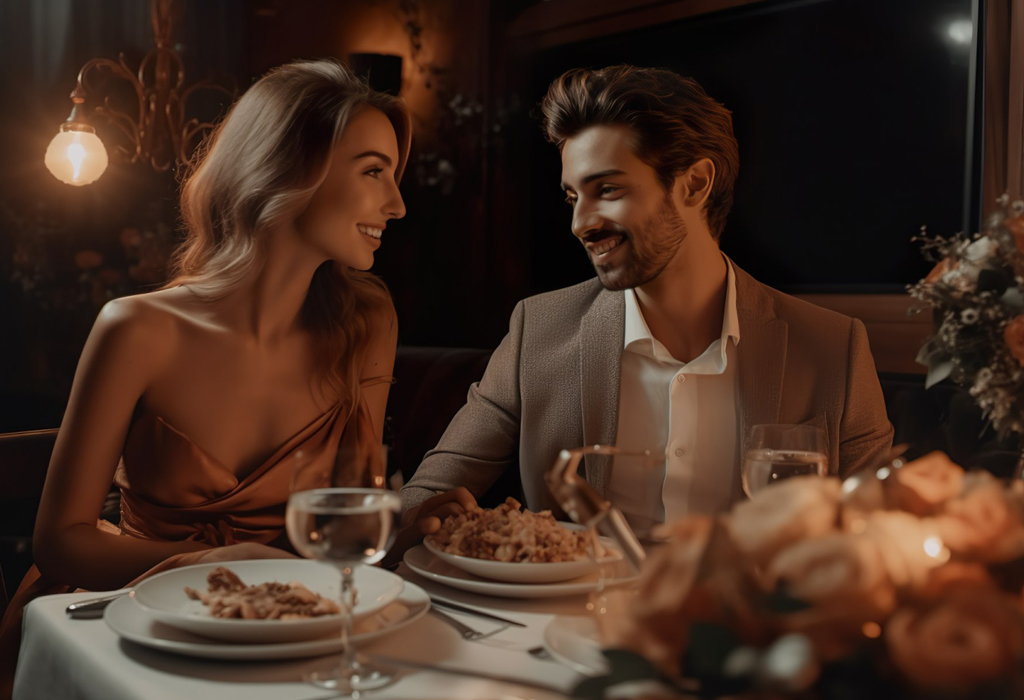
[429,597,527,628]
[65,591,131,619]
[366,653,566,692]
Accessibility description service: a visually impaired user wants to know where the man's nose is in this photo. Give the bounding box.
[571,201,603,239]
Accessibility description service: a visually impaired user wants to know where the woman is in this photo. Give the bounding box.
[1,59,409,692]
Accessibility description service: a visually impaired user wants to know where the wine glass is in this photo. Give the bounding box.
[741,424,828,497]
[544,445,655,618]
[286,443,399,694]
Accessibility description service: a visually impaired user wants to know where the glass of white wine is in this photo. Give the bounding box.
[285,488,401,693]
[741,424,828,497]
[286,441,399,694]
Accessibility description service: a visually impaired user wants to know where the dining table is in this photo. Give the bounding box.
[11,564,595,700]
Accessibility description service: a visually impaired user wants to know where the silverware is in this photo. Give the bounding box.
[429,608,507,641]
[366,653,562,692]
[430,597,526,628]
[527,645,553,661]
[65,591,131,619]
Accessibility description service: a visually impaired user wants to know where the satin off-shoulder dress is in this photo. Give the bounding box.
[0,378,390,699]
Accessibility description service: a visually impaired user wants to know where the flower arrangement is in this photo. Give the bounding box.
[579,454,1024,700]
[909,194,1024,438]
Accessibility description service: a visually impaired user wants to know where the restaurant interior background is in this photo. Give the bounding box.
[0,0,1017,434]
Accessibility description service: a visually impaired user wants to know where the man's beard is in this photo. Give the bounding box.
[592,193,688,291]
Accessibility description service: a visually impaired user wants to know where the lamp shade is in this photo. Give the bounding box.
[44,125,109,186]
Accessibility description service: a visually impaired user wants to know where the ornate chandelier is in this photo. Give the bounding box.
[44,0,234,186]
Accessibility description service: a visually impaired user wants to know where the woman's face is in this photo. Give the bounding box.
[296,106,406,270]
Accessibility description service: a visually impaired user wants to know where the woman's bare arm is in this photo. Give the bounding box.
[33,298,209,590]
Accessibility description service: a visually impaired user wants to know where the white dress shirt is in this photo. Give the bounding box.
[607,258,741,537]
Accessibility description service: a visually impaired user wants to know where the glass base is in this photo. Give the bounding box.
[303,658,397,696]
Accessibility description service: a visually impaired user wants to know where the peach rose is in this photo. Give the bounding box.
[767,532,896,660]
[862,511,942,590]
[605,516,770,676]
[888,452,964,515]
[600,516,716,675]
[919,561,994,599]
[768,532,895,613]
[936,483,1024,562]
[1005,316,1024,366]
[886,589,1024,693]
[726,476,842,566]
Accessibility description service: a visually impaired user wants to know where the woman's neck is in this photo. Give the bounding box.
[217,228,326,343]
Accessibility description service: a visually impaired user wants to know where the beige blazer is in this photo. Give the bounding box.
[402,264,894,513]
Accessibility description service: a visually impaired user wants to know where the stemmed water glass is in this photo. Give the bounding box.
[286,444,400,694]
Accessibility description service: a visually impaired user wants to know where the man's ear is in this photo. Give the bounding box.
[679,158,716,210]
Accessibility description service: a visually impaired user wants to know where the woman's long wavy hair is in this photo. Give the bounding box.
[165,59,411,407]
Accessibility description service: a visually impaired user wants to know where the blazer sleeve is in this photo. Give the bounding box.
[838,318,894,478]
[400,301,525,512]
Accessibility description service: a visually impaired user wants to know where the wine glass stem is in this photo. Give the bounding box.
[338,565,358,677]
[585,527,607,616]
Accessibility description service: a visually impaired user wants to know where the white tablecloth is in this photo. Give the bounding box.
[13,566,587,700]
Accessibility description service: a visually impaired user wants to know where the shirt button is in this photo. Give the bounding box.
[676,375,686,383]
[674,448,684,457]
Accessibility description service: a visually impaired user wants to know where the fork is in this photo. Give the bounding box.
[429,608,508,641]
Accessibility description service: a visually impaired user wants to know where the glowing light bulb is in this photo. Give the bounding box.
[923,536,943,558]
[67,143,86,179]
[44,125,108,186]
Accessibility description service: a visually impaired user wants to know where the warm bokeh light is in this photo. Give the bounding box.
[862,621,881,639]
[44,125,109,186]
[923,536,942,558]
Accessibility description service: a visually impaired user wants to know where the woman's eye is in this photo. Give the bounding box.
[366,168,383,178]
[599,186,619,196]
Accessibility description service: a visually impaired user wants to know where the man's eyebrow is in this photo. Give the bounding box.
[354,151,393,165]
[560,169,626,191]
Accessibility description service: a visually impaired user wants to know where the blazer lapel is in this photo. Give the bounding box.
[579,288,625,496]
[733,264,788,441]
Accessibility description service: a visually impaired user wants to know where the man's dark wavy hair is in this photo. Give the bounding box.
[541,65,739,240]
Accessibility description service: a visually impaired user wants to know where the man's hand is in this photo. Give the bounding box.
[387,488,478,566]
[405,487,479,535]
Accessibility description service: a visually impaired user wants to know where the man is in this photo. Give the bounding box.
[401,65,892,538]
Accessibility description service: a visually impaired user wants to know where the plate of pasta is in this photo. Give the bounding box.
[422,498,622,584]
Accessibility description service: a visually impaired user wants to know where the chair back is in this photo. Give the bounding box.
[0,429,60,616]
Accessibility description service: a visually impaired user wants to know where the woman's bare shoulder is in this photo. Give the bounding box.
[90,287,201,360]
[365,297,398,349]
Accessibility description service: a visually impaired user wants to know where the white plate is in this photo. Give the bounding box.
[543,615,608,676]
[132,560,404,643]
[105,582,430,661]
[403,545,639,598]
[423,524,623,584]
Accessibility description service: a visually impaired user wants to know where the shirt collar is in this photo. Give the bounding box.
[623,255,741,363]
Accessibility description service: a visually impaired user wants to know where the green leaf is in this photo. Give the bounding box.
[925,359,955,389]
[569,648,668,700]
[683,623,742,679]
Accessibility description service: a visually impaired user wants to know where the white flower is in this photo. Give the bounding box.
[965,236,999,263]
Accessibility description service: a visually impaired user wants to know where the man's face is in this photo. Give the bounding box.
[560,124,687,291]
